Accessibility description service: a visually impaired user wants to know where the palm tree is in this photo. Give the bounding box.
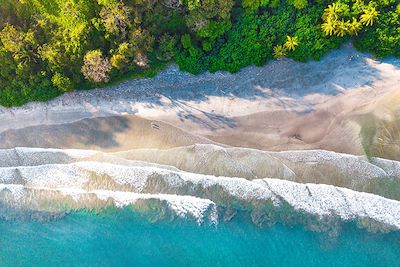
[14,47,34,64]
[323,3,342,20]
[273,45,287,59]
[321,18,336,36]
[346,18,362,36]
[360,6,379,26]
[284,36,299,51]
[334,19,348,37]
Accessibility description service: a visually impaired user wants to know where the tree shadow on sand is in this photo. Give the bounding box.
[0,116,131,150]
[110,44,399,121]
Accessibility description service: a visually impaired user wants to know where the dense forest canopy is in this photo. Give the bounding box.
[0,0,399,106]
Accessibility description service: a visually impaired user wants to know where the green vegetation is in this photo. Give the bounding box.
[0,0,399,106]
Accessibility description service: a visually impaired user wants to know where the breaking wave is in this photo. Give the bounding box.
[0,146,400,233]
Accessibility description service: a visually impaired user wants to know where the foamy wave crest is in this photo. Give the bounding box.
[114,144,400,179]
[0,185,218,224]
[115,145,400,200]
[0,160,399,232]
[1,146,399,201]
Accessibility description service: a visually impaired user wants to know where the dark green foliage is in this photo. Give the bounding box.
[290,5,345,61]
[354,10,400,57]
[0,0,399,106]
[156,34,177,61]
[176,3,346,73]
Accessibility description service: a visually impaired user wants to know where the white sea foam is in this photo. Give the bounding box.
[0,160,399,231]
[257,179,400,229]
[0,184,218,224]
[369,157,400,179]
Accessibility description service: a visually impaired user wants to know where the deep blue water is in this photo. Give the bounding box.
[0,210,399,267]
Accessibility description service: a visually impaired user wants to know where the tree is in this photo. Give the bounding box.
[321,18,336,36]
[0,24,24,54]
[284,36,299,51]
[81,50,112,83]
[242,0,270,12]
[52,72,73,92]
[321,1,371,37]
[346,18,362,36]
[273,45,287,58]
[288,0,308,9]
[322,3,342,21]
[99,1,132,40]
[335,19,348,37]
[156,34,177,61]
[0,24,38,65]
[30,0,93,55]
[360,6,379,26]
[183,0,234,44]
[111,42,129,70]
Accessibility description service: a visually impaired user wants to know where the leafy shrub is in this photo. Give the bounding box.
[52,73,73,92]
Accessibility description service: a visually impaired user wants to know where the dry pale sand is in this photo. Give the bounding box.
[0,43,399,158]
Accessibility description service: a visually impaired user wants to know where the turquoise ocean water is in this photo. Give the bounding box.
[0,209,399,267]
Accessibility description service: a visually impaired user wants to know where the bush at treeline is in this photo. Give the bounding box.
[0,0,399,106]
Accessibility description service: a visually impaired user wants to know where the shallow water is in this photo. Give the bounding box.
[0,210,399,267]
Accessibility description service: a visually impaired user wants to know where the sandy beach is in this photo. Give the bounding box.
[0,43,399,159]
